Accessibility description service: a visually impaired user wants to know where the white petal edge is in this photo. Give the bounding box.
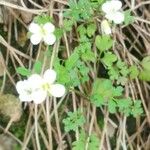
[16,80,29,94]
[19,94,32,102]
[32,90,47,104]
[30,34,42,45]
[43,34,56,45]
[50,84,65,98]
[110,0,122,11]
[43,22,55,33]
[43,69,56,84]
[28,74,43,89]
[113,12,124,24]
[29,22,41,34]
[102,1,112,13]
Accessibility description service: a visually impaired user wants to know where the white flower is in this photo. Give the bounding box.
[16,69,65,104]
[16,74,47,104]
[29,22,56,45]
[101,20,111,35]
[42,69,66,98]
[102,0,124,24]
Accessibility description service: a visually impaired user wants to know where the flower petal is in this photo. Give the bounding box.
[28,74,43,89]
[43,69,56,84]
[43,22,55,33]
[16,80,29,94]
[30,34,42,45]
[110,0,122,11]
[112,11,124,24]
[105,13,114,21]
[29,22,41,34]
[32,90,47,104]
[101,20,112,35]
[19,94,32,102]
[49,84,65,98]
[102,1,111,13]
[102,0,122,13]
[43,33,56,45]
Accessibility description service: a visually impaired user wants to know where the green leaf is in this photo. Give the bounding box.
[16,67,31,76]
[33,61,42,74]
[65,0,94,21]
[141,56,150,71]
[63,109,85,132]
[108,67,119,80]
[54,59,70,85]
[108,99,117,113]
[124,10,135,26]
[91,78,115,103]
[54,28,63,39]
[139,69,150,81]
[95,35,113,52]
[63,19,74,31]
[87,23,97,37]
[116,76,128,85]
[34,14,52,24]
[129,65,139,79]
[81,49,95,62]
[88,134,99,150]
[72,130,86,150]
[72,130,99,150]
[117,98,132,116]
[77,25,87,36]
[102,52,117,67]
[131,100,143,117]
[65,52,80,70]
[112,86,123,97]
[90,94,105,107]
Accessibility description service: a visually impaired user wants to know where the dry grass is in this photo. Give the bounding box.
[0,0,150,149]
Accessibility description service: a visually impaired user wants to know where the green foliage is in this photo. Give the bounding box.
[131,101,143,117]
[33,61,42,74]
[124,10,135,26]
[65,52,80,70]
[129,65,139,79]
[91,78,143,116]
[139,56,150,81]
[117,98,133,116]
[72,130,99,150]
[117,99,143,117]
[141,56,150,70]
[77,25,88,42]
[90,0,105,9]
[63,19,74,31]
[139,70,150,81]
[87,23,97,37]
[75,43,95,62]
[95,35,113,52]
[54,28,64,39]
[88,134,99,150]
[16,67,31,76]
[102,54,129,85]
[34,14,52,24]
[64,0,94,21]
[72,130,86,150]
[63,109,85,132]
[54,50,90,87]
[91,78,123,106]
[102,52,117,67]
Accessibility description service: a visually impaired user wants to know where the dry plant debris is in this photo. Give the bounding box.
[0,0,150,149]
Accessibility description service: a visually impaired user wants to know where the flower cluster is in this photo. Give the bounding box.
[29,22,56,45]
[102,0,124,24]
[16,69,65,104]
